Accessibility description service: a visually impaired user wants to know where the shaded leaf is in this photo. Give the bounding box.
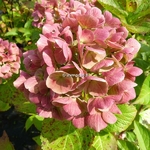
[0,131,15,150]
[117,140,138,150]
[0,101,10,111]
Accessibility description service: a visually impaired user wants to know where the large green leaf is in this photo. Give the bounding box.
[97,0,128,18]
[97,0,150,33]
[40,118,117,150]
[134,75,150,105]
[104,104,137,133]
[117,140,138,150]
[134,121,150,150]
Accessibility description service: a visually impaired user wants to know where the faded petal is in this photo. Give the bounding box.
[46,71,73,94]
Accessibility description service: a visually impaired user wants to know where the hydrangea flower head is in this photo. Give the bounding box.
[0,38,22,84]
[14,0,142,132]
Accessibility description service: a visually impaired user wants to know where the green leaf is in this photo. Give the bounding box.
[126,0,137,12]
[40,118,117,150]
[97,0,128,18]
[33,135,41,146]
[0,131,15,150]
[91,132,117,150]
[134,75,150,105]
[117,140,138,150]
[24,19,32,29]
[134,121,150,150]
[33,115,44,131]
[139,108,150,129]
[126,132,137,143]
[25,116,34,131]
[0,101,10,112]
[104,104,137,133]
[5,28,18,36]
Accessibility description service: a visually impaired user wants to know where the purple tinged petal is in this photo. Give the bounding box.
[29,93,40,104]
[63,101,82,116]
[103,68,125,86]
[72,117,86,128]
[52,97,73,106]
[87,114,107,132]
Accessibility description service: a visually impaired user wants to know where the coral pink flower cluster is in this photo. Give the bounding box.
[14,0,142,132]
[0,38,22,84]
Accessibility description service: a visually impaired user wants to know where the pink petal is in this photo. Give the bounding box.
[55,39,72,62]
[52,97,73,105]
[109,104,122,114]
[127,66,143,76]
[24,76,39,93]
[13,71,30,90]
[63,101,82,116]
[94,28,109,41]
[42,47,55,67]
[91,58,114,72]
[103,68,125,86]
[119,88,136,103]
[102,111,117,124]
[37,35,48,52]
[46,71,73,94]
[87,79,108,96]
[79,29,94,43]
[77,14,98,29]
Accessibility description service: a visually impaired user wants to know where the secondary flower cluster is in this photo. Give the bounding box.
[0,38,22,84]
[14,0,142,132]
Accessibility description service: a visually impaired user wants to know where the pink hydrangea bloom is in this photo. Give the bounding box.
[14,0,142,132]
[0,38,22,84]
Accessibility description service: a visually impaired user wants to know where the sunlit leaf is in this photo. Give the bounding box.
[104,104,137,132]
[40,118,117,150]
[134,121,150,150]
[134,75,150,105]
